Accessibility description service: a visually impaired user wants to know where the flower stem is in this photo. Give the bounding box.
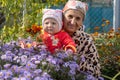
[102,74,112,80]
[112,71,120,80]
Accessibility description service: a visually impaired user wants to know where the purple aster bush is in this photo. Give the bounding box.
[0,38,103,80]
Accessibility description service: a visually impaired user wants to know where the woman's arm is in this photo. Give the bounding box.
[72,31,101,78]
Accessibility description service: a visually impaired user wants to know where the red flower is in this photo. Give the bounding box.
[26,24,42,36]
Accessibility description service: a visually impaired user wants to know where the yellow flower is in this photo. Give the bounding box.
[109,28,114,32]
[117,34,120,38]
[101,46,106,51]
[55,0,59,3]
[105,20,110,25]
[93,32,99,36]
[104,59,109,63]
[94,26,99,31]
[115,32,120,35]
[118,27,120,31]
[61,0,65,2]
[108,28,114,34]
[31,25,42,34]
[27,63,30,66]
[107,35,114,39]
[107,43,113,46]
[101,24,105,27]
[26,43,32,48]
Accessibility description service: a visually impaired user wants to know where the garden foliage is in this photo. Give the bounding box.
[92,19,120,80]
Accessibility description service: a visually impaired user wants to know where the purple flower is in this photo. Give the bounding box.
[56,52,66,59]
[40,72,53,80]
[46,55,53,62]
[0,70,5,79]
[4,63,11,69]
[0,70,13,79]
[13,48,19,54]
[12,77,19,80]
[19,48,25,55]
[63,62,69,67]
[19,77,27,80]
[86,75,96,80]
[26,62,37,69]
[30,55,43,64]
[69,70,76,76]
[42,72,51,78]
[4,70,13,79]
[40,52,48,58]
[10,65,21,74]
[13,56,20,63]
[1,54,7,60]
[34,60,40,64]
[51,59,57,65]
[24,50,31,56]
[23,71,32,79]
[81,55,85,62]
[98,77,104,80]
[33,69,42,76]
[1,51,15,62]
[42,61,47,65]
[55,65,60,71]
[73,55,78,61]
[69,61,78,70]
[1,44,10,51]
[34,76,41,80]
[20,55,28,65]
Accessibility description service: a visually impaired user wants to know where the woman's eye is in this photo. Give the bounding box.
[76,17,80,21]
[68,15,73,19]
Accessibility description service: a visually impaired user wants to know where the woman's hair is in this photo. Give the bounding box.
[63,0,88,20]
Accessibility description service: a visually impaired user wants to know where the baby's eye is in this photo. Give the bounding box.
[52,22,56,25]
[44,22,49,24]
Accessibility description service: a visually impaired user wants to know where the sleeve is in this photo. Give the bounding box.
[85,38,101,78]
[61,32,76,53]
[73,31,101,78]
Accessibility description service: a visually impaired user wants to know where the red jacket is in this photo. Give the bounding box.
[42,30,76,54]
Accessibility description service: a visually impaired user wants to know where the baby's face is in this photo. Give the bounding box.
[43,18,59,35]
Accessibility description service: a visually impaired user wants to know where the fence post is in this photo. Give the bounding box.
[22,0,26,28]
[113,0,120,31]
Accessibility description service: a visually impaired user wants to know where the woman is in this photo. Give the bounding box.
[62,0,102,79]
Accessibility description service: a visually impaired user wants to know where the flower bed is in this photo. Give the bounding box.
[0,38,100,80]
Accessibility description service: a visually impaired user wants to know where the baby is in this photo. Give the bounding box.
[41,9,76,54]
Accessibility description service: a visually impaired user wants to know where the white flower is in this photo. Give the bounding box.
[1,55,7,60]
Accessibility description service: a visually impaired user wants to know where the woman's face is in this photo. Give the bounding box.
[63,9,84,35]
